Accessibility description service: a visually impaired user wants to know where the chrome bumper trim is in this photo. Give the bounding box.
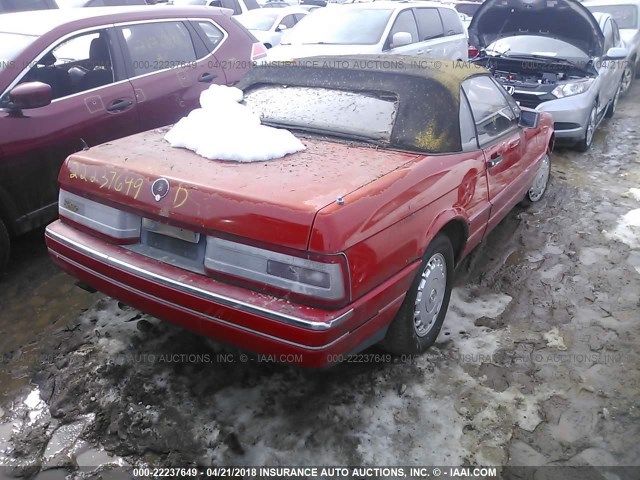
[49,249,349,351]
[46,227,354,331]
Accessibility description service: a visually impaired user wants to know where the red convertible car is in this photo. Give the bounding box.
[45,57,554,367]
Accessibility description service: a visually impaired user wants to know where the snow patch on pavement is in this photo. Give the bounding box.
[24,388,46,425]
[437,287,512,359]
[165,85,305,162]
[622,187,640,201]
[543,327,567,351]
[605,208,640,249]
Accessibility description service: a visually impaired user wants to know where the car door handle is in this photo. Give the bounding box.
[107,99,133,112]
[487,152,504,168]
[199,73,217,83]
[507,138,521,149]
[416,50,424,55]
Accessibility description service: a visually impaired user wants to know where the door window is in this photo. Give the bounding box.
[119,21,197,77]
[438,8,464,35]
[280,14,297,29]
[414,8,444,40]
[459,88,478,151]
[388,9,419,46]
[462,75,518,146]
[194,21,225,52]
[18,30,114,100]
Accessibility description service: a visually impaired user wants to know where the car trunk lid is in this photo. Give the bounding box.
[59,128,421,251]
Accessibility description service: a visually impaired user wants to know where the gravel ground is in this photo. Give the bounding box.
[0,84,639,480]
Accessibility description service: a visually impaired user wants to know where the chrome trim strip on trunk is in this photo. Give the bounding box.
[46,227,354,331]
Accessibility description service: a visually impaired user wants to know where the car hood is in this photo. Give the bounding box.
[58,128,420,251]
[265,43,376,61]
[468,0,604,57]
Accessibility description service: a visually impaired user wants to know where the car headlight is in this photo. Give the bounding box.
[59,189,141,243]
[204,236,349,307]
[551,79,594,98]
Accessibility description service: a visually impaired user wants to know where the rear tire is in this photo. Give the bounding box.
[380,234,454,355]
[0,219,9,272]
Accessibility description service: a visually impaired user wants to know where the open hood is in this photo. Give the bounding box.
[468,0,604,57]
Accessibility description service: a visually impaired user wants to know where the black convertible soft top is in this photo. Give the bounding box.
[237,55,490,154]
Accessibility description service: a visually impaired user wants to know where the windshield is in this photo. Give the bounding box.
[236,12,279,31]
[0,32,36,72]
[587,5,638,29]
[243,86,398,141]
[487,36,590,59]
[282,8,392,45]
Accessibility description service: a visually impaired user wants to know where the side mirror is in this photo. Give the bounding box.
[391,31,412,49]
[276,24,288,32]
[518,109,540,129]
[8,82,52,111]
[604,47,627,60]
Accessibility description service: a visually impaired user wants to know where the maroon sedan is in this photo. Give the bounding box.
[46,58,554,367]
[0,6,265,268]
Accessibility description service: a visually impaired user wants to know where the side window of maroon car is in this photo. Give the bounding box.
[119,21,197,76]
[20,30,115,100]
[462,75,518,146]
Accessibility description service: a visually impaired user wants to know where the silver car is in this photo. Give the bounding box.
[266,1,468,62]
[469,0,627,151]
[585,0,640,94]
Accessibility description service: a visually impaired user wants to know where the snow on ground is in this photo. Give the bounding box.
[606,208,640,249]
[164,85,305,162]
[436,287,513,360]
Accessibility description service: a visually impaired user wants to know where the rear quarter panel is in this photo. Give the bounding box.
[310,151,490,301]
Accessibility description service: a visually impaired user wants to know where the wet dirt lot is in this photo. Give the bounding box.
[1,86,640,479]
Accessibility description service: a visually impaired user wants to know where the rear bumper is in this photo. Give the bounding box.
[45,221,415,367]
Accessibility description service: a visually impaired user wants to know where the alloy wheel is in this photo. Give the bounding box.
[413,253,447,337]
[528,154,551,202]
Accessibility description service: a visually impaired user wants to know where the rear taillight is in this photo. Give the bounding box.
[251,42,268,61]
[204,236,350,308]
[58,190,141,244]
[468,46,480,58]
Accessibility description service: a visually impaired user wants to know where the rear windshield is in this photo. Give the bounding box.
[587,4,638,29]
[243,86,398,141]
[281,8,392,45]
[0,32,36,72]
